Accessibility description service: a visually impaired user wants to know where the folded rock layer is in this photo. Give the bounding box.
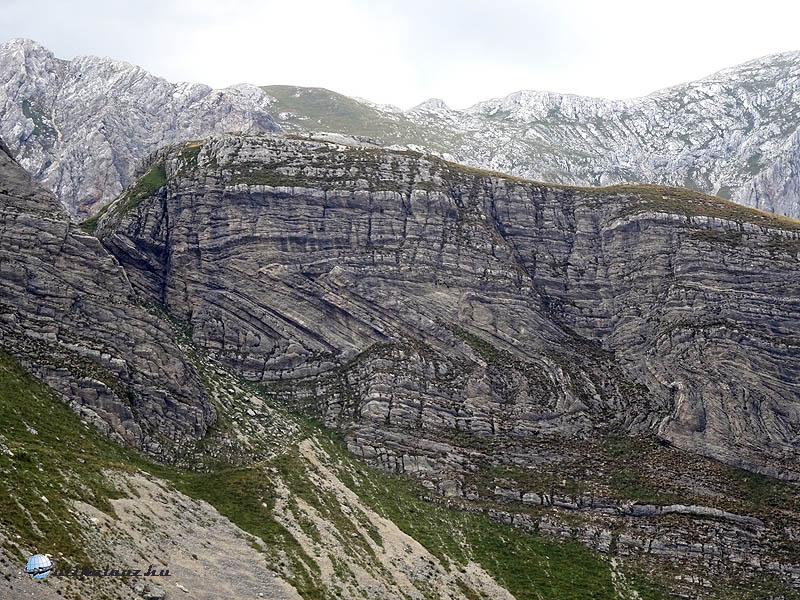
[95,134,800,481]
[0,138,215,459]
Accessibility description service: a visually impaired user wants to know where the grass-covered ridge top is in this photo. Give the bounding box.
[261,85,451,152]
[433,156,800,231]
[219,134,800,232]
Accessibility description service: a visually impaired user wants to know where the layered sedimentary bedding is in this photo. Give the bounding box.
[2,130,799,593]
[94,133,800,482]
[0,138,215,459]
[267,51,800,218]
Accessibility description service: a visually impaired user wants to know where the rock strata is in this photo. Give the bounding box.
[0,137,215,458]
[96,133,800,481]
[266,51,800,218]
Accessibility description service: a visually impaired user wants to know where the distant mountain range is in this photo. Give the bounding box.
[2,38,800,220]
[264,51,800,219]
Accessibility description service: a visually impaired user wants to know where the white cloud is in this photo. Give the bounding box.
[0,0,798,109]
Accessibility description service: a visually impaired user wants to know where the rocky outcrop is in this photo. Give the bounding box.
[492,485,764,527]
[0,38,279,219]
[740,128,800,218]
[0,136,215,459]
[95,134,800,482]
[266,51,800,218]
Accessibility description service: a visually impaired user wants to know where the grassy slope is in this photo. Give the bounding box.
[262,86,463,154]
[80,160,167,234]
[262,85,417,141]
[0,349,677,600]
[0,351,132,564]
[309,433,625,600]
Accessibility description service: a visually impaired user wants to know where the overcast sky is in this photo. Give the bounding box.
[1,0,799,109]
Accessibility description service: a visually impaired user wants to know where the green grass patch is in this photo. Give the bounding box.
[0,349,328,597]
[260,85,454,152]
[2,344,776,600]
[0,350,133,563]
[118,161,167,213]
[180,141,203,166]
[78,200,114,234]
[271,449,379,561]
[93,160,168,229]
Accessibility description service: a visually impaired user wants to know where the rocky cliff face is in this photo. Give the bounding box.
[4,130,800,596]
[0,38,279,219]
[94,134,800,485]
[265,51,800,218]
[740,127,800,217]
[0,137,215,459]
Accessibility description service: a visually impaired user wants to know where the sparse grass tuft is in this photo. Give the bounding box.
[116,161,167,215]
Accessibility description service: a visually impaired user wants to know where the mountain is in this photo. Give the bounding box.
[4,40,800,221]
[3,130,799,597]
[84,132,800,595]
[0,38,279,219]
[0,133,671,600]
[263,51,800,218]
[94,133,800,482]
[2,44,800,596]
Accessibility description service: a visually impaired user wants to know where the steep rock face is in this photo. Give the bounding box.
[265,51,800,218]
[740,128,800,218]
[0,137,215,458]
[96,134,800,482]
[0,38,279,219]
[4,39,799,220]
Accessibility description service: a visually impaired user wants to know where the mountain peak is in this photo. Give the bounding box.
[1,37,51,51]
[0,39,280,219]
[0,37,56,61]
[409,97,449,112]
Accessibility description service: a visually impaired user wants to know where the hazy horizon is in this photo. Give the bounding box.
[2,0,799,110]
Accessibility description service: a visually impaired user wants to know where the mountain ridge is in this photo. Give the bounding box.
[2,129,800,597]
[264,49,800,218]
[87,132,800,593]
[0,38,280,219]
[95,133,800,482]
[4,38,800,220]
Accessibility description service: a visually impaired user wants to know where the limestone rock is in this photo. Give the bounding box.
[0,38,279,219]
[97,133,800,480]
[266,52,800,218]
[0,136,215,459]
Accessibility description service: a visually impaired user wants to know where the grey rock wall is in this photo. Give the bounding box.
[0,137,215,459]
[0,38,279,219]
[4,38,800,223]
[739,128,800,218]
[267,51,800,218]
[97,134,800,480]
